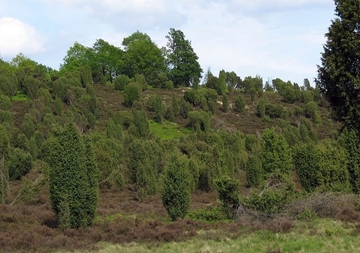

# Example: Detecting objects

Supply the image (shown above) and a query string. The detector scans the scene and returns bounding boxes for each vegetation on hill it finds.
[1,3,360,250]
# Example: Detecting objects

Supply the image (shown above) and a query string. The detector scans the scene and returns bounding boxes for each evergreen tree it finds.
[218,70,227,95]
[316,0,360,133]
[234,95,245,113]
[246,154,263,187]
[214,176,240,219]
[49,123,99,228]
[162,153,191,221]
[171,94,180,117]
[222,95,229,113]
[83,138,100,226]
[154,95,163,123]
[261,128,292,174]
[124,82,142,108]
[0,125,9,203]
[343,129,360,193]
[294,144,320,192]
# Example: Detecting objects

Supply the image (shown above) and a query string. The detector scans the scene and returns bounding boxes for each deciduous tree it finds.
[165,28,202,87]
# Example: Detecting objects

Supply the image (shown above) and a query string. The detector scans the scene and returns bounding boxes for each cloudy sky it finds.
[0,0,335,85]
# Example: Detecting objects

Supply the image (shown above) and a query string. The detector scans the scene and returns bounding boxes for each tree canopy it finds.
[316,0,360,133]
[165,28,203,87]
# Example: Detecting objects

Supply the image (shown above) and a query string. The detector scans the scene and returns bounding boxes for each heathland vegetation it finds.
[1,1,360,252]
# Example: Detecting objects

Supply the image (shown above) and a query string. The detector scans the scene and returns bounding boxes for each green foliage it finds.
[317,140,351,192]
[127,139,158,200]
[298,208,318,221]
[304,101,318,119]
[0,95,11,111]
[131,110,149,138]
[114,74,130,91]
[106,117,123,140]
[242,76,263,95]
[282,83,297,103]
[246,154,263,187]
[49,123,99,228]
[343,129,360,193]
[124,82,142,107]
[234,95,245,113]
[8,148,33,180]
[29,137,38,159]
[188,111,210,133]
[83,138,100,226]
[60,42,92,72]
[166,28,203,87]
[149,120,192,141]
[257,97,267,118]
[0,59,17,97]
[294,144,320,192]
[222,95,229,112]
[162,153,191,221]
[244,174,295,214]
[204,70,220,94]
[302,90,314,103]
[294,106,304,118]
[187,206,228,222]
[171,94,179,117]
[218,70,227,95]
[261,128,292,174]
[314,111,323,125]
[184,89,201,106]
[122,31,166,82]
[215,176,240,218]
[299,118,318,144]
[278,119,301,146]
[225,71,242,92]
[91,39,123,83]
[245,134,261,153]
[265,104,284,119]
[316,0,360,133]
[154,95,163,123]
[188,158,200,192]
[0,125,9,203]
[79,65,92,87]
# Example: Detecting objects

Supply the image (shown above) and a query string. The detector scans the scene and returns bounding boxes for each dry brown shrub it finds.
[286,192,359,219]
[267,218,294,233]
[335,207,360,223]
[266,248,282,253]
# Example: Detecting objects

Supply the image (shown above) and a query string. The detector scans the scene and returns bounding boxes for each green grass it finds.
[87,219,360,253]
[149,120,192,141]
[11,91,29,101]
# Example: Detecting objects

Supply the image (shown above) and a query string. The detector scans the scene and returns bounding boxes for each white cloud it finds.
[233,0,329,11]
[50,0,170,13]
[47,0,184,31]
[0,17,46,57]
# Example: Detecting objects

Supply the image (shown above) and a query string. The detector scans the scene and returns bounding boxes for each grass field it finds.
[149,120,193,140]
[92,219,360,253]
[11,91,29,101]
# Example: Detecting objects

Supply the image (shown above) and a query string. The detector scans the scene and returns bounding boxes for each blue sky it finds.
[0,0,335,86]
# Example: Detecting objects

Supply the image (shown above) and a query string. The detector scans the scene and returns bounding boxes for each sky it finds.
[0,0,335,86]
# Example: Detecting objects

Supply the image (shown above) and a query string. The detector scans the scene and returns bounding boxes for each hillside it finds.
[1,79,350,252]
